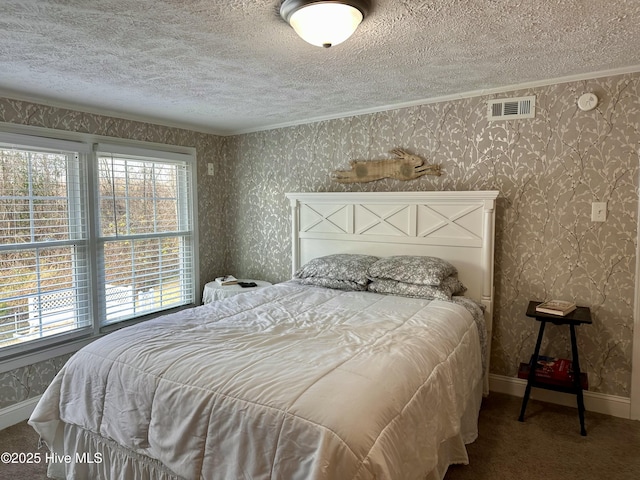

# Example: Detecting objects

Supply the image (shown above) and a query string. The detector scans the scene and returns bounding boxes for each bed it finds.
[29,190,499,480]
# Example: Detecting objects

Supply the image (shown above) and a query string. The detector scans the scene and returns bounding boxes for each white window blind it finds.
[96,145,195,325]
[0,139,90,349]
[0,132,197,359]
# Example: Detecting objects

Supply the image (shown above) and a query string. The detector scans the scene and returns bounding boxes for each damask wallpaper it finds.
[223,73,640,398]
[0,71,638,411]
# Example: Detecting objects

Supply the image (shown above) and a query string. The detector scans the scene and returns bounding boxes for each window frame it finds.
[95,144,197,327]
[0,125,199,372]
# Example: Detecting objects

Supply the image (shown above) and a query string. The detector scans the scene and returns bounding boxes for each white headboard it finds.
[285,191,499,391]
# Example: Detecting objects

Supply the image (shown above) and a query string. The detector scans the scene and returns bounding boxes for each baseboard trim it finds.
[0,395,42,431]
[489,373,632,419]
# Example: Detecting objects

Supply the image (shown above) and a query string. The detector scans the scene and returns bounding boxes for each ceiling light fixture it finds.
[280,0,371,48]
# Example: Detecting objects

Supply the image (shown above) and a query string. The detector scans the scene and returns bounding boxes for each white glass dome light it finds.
[280,0,370,48]
[290,3,363,48]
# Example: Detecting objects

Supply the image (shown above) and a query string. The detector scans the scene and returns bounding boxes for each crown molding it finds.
[232,65,640,135]
[1,65,639,138]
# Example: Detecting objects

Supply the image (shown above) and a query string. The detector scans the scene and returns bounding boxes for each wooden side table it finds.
[202,279,272,304]
[518,300,592,436]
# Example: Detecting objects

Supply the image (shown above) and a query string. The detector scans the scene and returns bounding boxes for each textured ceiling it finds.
[1,0,639,135]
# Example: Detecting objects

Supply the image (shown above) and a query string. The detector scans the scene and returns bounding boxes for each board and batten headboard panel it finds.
[285,191,499,392]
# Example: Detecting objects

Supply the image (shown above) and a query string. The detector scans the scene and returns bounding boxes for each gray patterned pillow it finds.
[368,255,457,286]
[368,276,466,300]
[294,254,379,286]
[294,277,368,291]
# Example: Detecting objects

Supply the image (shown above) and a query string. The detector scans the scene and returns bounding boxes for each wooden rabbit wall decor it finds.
[330,149,441,183]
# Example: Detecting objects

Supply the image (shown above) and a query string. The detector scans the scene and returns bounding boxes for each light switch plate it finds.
[591,202,607,222]
[207,163,215,176]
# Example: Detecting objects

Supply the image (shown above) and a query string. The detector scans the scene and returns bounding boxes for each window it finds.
[0,134,196,358]
[96,145,195,325]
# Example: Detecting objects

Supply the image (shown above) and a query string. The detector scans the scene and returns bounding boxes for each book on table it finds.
[535,299,577,316]
[215,275,238,286]
[518,355,588,389]
[533,355,572,381]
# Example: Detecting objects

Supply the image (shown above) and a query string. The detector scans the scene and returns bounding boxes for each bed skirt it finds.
[42,380,482,480]
[426,379,483,480]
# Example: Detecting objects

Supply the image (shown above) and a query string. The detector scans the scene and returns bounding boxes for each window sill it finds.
[0,335,96,375]
[0,304,196,375]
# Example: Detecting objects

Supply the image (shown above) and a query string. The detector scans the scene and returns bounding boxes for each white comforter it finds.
[30,283,483,480]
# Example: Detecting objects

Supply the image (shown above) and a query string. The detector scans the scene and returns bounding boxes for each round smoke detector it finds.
[578,93,598,111]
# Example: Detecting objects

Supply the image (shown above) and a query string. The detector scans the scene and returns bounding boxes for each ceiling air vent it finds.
[487,95,536,121]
